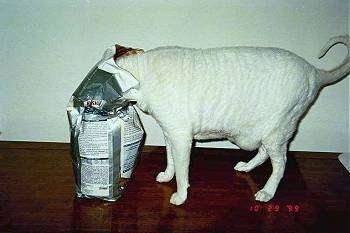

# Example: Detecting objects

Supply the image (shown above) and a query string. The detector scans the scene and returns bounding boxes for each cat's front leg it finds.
[163,130,192,205]
[156,136,175,182]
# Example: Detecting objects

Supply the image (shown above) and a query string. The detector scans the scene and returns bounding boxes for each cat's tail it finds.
[318,34,350,86]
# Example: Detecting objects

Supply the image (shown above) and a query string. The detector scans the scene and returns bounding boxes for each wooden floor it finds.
[0,142,349,233]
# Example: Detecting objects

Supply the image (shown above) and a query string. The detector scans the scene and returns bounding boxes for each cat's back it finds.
[142,45,305,74]
[144,45,297,60]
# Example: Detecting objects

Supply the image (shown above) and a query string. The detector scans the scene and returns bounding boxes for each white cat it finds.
[115,35,349,205]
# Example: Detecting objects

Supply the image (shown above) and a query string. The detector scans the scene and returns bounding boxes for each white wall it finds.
[0,0,349,152]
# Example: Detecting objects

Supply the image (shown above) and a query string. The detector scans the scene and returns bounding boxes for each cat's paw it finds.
[170,192,187,205]
[234,161,252,172]
[254,189,273,202]
[156,171,174,183]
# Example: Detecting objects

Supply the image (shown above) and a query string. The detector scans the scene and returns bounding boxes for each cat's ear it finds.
[114,44,144,60]
[102,44,144,61]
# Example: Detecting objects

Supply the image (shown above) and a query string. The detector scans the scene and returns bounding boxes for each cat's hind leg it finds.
[255,141,287,202]
[156,136,175,183]
[234,145,269,172]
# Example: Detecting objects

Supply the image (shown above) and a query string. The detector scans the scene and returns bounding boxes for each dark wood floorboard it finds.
[0,142,349,233]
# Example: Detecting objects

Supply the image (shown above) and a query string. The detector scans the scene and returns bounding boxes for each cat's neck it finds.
[116,54,143,81]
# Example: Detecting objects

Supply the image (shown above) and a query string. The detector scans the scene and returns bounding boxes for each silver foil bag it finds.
[67,59,144,201]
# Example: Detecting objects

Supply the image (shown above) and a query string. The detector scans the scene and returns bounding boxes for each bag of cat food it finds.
[67,48,144,201]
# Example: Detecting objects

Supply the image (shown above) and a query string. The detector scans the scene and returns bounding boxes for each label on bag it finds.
[76,106,143,197]
[119,108,144,178]
[80,158,110,197]
[78,120,109,159]
[78,119,111,197]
